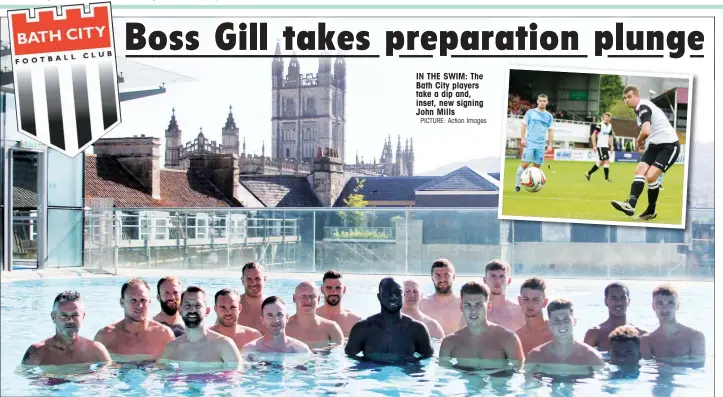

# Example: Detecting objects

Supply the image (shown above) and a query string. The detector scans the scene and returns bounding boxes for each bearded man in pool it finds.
[157,286,242,371]
[345,277,434,363]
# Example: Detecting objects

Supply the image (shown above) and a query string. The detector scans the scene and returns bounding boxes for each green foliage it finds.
[599,75,625,117]
[608,99,636,120]
[390,215,404,223]
[331,230,392,240]
[338,178,368,227]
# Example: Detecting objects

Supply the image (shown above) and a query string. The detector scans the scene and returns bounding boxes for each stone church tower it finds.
[271,42,346,163]
[164,108,182,169]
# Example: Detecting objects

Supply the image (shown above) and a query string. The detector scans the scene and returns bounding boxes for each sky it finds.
[1,16,713,174]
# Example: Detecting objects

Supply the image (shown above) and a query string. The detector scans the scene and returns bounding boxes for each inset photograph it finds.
[499,66,692,229]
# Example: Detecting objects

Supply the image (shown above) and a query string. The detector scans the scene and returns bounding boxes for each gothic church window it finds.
[305,98,316,116]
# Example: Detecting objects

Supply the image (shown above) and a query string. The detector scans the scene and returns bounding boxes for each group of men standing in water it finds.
[22,259,705,374]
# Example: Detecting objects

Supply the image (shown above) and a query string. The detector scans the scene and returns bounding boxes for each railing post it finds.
[404,209,409,275]
[114,211,120,275]
[226,210,231,269]
[312,210,316,273]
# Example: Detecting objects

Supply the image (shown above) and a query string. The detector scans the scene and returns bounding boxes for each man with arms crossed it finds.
[585,112,615,182]
[241,296,311,354]
[514,94,554,192]
[515,277,553,355]
[316,270,362,337]
[525,299,605,374]
[483,259,526,331]
[611,85,681,220]
[584,282,647,352]
[419,258,464,335]
[401,279,445,339]
[209,288,261,350]
[286,281,344,349]
[237,262,267,333]
[22,291,111,367]
[640,283,705,364]
[345,277,434,363]
[95,278,175,362]
[158,286,241,371]
[153,276,185,337]
[439,282,524,370]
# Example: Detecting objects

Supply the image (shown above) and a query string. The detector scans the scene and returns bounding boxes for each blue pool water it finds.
[1,275,714,396]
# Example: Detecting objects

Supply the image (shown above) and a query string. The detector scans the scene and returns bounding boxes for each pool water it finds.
[1,275,714,396]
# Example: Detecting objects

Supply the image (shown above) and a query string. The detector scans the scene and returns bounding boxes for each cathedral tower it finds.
[271,45,347,163]
[164,108,182,169]
[221,105,240,156]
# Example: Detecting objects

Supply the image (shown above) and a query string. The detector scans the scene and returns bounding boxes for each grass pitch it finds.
[499,159,686,226]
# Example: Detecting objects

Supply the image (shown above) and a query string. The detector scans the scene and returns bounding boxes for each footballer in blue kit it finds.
[515,94,554,192]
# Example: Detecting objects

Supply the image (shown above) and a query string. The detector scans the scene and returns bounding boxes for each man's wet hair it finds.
[485,259,510,274]
[242,261,264,277]
[652,283,678,299]
[460,281,490,300]
[215,288,240,305]
[520,277,547,295]
[323,270,342,282]
[547,298,574,317]
[608,325,641,347]
[604,282,630,298]
[261,295,285,312]
[121,277,150,299]
[430,258,454,274]
[181,285,206,304]
[53,290,81,311]
[157,275,181,295]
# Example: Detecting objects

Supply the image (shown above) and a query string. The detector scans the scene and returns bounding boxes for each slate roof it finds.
[414,167,499,192]
[333,176,437,207]
[84,155,233,208]
[12,157,38,208]
[239,176,322,207]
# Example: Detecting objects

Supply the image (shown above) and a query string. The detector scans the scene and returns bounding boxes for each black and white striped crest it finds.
[7,2,121,158]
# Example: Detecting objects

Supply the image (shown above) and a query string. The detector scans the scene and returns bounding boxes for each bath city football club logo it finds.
[7,2,121,157]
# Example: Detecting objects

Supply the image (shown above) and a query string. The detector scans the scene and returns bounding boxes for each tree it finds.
[608,99,636,120]
[599,75,625,116]
[338,178,368,227]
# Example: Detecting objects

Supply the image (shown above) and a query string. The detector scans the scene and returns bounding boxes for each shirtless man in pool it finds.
[158,286,242,370]
[345,277,434,363]
[21,291,111,367]
[153,276,186,337]
[584,282,647,352]
[237,262,268,333]
[316,270,362,337]
[94,278,175,363]
[639,283,705,364]
[418,259,465,335]
[285,281,344,349]
[209,288,261,350]
[525,299,605,375]
[439,282,524,370]
[241,296,311,354]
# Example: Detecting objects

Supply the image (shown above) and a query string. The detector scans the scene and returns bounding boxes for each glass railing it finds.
[81,207,715,280]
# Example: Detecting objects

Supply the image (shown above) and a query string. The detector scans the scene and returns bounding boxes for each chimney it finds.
[312,147,346,207]
[93,137,162,199]
[188,153,242,205]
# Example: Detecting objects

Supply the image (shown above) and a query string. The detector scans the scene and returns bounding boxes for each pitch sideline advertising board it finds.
[7,2,121,158]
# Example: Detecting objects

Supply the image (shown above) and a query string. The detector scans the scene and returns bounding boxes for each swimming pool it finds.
[1,274,714,396]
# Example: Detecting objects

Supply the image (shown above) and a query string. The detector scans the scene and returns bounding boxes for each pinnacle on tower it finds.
[224,104,237,130]
[166,107,180,132]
